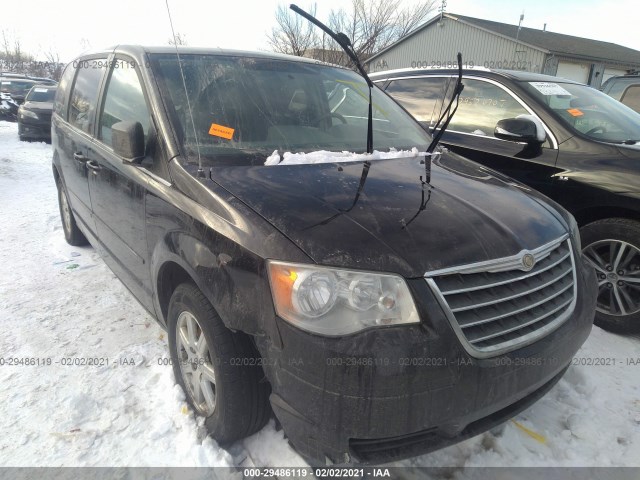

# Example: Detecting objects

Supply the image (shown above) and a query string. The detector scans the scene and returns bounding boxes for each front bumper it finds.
[18,117,51,140]
[258,257,597,464]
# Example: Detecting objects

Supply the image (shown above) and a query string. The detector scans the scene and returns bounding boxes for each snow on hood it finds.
[264,147,429,166]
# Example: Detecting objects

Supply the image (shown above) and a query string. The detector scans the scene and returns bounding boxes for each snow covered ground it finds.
[1,120,639,469]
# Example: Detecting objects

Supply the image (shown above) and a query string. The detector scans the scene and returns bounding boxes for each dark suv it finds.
[52,46,596,465]
[18,84,57,141]
[601,73,640,113]
[0,76,36,105]
[372,68,640,333]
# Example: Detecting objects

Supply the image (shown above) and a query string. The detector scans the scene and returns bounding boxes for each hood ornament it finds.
[521,252,536,271]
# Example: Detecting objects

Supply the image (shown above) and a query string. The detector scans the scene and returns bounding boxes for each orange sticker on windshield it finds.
[208,123,235,140]
[567,108,584,117]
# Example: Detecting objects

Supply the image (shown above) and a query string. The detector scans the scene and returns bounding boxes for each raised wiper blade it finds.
[427,53,465,154]
[290,4,374,154]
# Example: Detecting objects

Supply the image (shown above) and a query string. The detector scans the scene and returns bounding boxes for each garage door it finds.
[556,62,590,84]
[602,68,628,83]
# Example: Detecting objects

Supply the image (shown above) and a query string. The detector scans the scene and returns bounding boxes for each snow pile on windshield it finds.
[264,147,429,166]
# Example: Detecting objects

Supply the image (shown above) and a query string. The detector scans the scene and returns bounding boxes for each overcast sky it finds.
[1,0,638,63]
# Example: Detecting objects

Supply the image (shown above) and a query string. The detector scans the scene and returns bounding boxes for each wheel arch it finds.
[155,258,198,329]
[573,206,640,227]
[52,150,63,187]
[150,233,268,337]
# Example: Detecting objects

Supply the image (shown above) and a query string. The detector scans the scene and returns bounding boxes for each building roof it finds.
[367,13,640,67]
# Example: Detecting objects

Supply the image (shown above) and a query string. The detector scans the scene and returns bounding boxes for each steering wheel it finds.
[585,125,607,135]
[317,112,347,127]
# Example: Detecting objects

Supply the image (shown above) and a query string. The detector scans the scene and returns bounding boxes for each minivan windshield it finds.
[522,81,640,143]
[149,54,431,165]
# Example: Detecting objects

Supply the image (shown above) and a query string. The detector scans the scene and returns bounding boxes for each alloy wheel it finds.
[176,311,217,416]
[60,188,72,234]
[583,239,640,316]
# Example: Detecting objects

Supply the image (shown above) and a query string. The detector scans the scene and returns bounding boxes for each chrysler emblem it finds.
[521,252,536,271]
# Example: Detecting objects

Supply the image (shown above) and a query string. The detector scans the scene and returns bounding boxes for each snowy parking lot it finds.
[1,119,639,469]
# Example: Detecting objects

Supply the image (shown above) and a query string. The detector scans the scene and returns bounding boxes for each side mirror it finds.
[494,116,545,144]
[112,120,145,162]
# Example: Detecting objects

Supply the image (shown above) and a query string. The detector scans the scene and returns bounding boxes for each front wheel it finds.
[57,181,88,246]
[167,283,270,444]
[581,218,640,333]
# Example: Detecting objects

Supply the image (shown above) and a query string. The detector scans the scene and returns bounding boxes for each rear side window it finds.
[68,59,107,134]
[54,64,76,117]
[384,77,448,127]
[99,59,151,147]
[621,86,640,113]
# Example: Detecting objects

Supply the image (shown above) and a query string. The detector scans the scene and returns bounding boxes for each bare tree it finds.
[1,30,12,59]
[43,49,63,80]
[79,37,92,52]
[0,29,31,71]
[267,0,436,67]
[168,32,188,46]
[267,4,319,57]
[0,30,63,80]
[1,29,24,65]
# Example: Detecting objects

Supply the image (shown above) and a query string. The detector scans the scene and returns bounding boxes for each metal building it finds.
[365,13,640,88]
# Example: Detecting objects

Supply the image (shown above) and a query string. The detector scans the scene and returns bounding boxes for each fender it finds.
[146,159,311,342]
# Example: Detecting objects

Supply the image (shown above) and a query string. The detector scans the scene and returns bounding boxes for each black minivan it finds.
[52,46,596,465]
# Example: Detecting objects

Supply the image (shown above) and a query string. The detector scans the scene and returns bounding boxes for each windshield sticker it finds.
[567,108,584,117]
[34,88,48,93]
[208,123,235,140]
[529,82,571,96]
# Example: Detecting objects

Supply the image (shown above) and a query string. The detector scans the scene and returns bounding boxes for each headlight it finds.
[267,261,420,335]
[567,213,581,252]
[20,109,38,119]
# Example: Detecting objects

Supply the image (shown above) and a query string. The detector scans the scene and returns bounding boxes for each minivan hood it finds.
[210,152,567,278]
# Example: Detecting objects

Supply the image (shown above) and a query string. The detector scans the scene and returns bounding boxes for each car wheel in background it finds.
[57,181,88,246]
[581,218,640,333]
[167,283,271,444]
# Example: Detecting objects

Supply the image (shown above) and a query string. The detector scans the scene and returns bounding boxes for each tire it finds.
[581,218,640,333]
[57,181,88,246]
[167,283,270,444]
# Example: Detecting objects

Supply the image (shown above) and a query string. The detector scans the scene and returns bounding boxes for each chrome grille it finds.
[425,236,576,357]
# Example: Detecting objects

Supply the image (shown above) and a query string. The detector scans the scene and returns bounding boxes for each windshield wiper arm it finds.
[290,4,374,153]
[301,161,371,230]
[427,53,465,153]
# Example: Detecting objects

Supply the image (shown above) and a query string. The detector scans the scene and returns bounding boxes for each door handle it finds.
[73,152,87,162]
[86,160,102,173]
